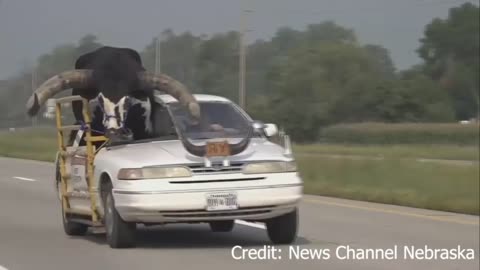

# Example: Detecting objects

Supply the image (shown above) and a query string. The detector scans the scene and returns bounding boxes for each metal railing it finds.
[55,96,107,223]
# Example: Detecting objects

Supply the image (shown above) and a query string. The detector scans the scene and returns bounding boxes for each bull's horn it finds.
[26,70,93,116]
[137,72,200,119]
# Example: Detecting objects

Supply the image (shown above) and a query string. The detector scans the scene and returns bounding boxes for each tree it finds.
[259,18,457,141]
[270,27,304,53]
[363,44,396,77]
[141,30,203,91]
[36,34,103,81]
[418,2,479,119]
[194,31,239,100]
[247,22,358,104]
[36,43,77,80]
[3,17,469,134]
[264,41,378,141]
[76,34,103,57]
[305,21,356,44]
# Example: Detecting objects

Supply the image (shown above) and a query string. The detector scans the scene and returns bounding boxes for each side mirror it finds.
[263,123,278,137]
[252,121,265,131]
[252,121,278,137]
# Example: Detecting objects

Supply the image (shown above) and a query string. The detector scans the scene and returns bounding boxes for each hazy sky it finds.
[0,0,477,79]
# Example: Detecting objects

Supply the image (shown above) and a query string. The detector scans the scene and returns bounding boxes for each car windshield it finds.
[168,101,252,140]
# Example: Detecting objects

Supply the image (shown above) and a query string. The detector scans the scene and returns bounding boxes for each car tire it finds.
[209,220,235,232]
[266,208,298,244]
[103,184,136,248]
[61,203,89,236]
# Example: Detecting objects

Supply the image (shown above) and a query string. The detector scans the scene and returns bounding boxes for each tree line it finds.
[0,2,478,142]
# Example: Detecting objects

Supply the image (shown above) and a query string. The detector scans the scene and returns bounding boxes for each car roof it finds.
[155,93,232,104]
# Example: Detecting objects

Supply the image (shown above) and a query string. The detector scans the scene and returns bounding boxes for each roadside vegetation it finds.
[0,127,56,162]
[294,142,479,161]
[297,155,479,215]
[1,127,478,215]
[318,122,479,145]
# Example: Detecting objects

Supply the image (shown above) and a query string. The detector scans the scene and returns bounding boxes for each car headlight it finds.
[242,161,297,174]
[117,166,192,180]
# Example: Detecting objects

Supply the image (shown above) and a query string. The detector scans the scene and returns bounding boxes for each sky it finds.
[0,0,478,79]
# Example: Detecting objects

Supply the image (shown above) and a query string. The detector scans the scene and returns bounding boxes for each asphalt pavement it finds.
[0,157,478,270]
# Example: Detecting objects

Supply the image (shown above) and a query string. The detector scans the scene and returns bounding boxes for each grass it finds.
[0,127,57,162]
[1,127,479,215]
[296,155,479,215]
[320,122,479,145]
[294,144,479,161]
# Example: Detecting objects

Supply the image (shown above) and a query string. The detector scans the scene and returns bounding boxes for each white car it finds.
[56,94,303,248]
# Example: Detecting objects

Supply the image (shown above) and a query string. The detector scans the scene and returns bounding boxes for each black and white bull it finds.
[25,46,200,145]
[26,46,252,156]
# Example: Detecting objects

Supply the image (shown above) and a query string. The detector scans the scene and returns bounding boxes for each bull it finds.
[25,46,252,156]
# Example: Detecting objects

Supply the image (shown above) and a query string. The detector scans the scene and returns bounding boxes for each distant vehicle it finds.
[55,93,303,248]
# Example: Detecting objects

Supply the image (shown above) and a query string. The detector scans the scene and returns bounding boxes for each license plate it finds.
[206,141,231,157]
[206,193,238,211]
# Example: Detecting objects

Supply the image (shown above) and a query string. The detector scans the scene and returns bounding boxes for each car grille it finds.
[187,162,245,175]
[168,177,265,184]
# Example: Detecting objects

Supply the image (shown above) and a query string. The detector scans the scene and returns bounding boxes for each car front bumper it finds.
[111,173,303,223]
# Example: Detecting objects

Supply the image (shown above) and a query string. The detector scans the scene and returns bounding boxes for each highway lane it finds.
[0,157,478,270]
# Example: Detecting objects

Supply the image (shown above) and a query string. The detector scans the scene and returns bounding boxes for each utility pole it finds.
[238,9,246,109]
[239,13,246,109]
[155,35,161,74]
[239,7,252,109]
[31,67,37,126]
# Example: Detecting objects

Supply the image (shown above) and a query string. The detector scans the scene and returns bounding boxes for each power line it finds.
[238,9,251,109]
[31,67,37,126]
[155,36,161,74]
[238,0,253,109]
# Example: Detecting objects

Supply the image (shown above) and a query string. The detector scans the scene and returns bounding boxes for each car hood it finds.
[95,138,291,168]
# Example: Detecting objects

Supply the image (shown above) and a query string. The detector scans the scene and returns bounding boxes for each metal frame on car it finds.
[54,95,108,225]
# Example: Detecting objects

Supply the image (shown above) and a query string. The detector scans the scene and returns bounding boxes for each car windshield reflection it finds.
[168,102,252,140]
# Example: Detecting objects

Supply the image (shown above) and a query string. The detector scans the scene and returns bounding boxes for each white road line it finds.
[235,220,266,229]
[0,265,9,270]
[12,176,37,182]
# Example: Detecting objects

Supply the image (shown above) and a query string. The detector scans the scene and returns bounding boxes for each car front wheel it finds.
[103,186,136,248]
[266,208,298,244]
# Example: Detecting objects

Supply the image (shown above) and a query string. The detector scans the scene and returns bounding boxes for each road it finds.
[0,157,478,270]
